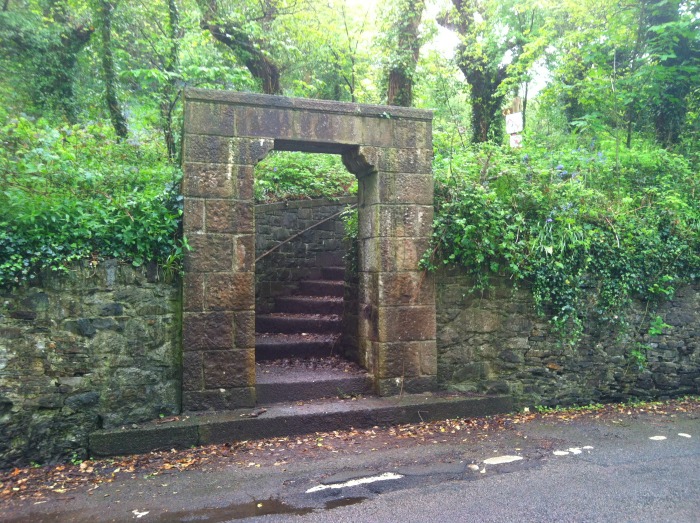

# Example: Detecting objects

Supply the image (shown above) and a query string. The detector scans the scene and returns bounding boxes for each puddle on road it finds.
[150,495,369,521]
[151,498,313,522]
[324,497,367,509]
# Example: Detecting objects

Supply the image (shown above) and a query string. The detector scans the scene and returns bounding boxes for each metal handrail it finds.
[255,203,357,263]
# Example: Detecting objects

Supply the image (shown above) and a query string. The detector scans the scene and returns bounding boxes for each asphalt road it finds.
[4,408,699,522]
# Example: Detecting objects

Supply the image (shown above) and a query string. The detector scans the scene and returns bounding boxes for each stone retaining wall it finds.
[255,197,354,313]
[436,269,700,407]
[0,262,180,468]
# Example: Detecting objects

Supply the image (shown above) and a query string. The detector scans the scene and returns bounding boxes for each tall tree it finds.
[382,0,425,107]
[161,0,181,160]
[644,0,700,147]
[0,1,92,120]
[94,0,128,138]
[196,0,290,94]
[439,0,543,142]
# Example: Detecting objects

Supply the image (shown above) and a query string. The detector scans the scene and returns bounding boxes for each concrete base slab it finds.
[89,393,513,458]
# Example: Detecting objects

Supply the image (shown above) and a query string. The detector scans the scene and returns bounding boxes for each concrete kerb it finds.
[88,394,513,458]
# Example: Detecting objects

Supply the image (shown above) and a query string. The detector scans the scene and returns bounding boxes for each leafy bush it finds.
[422,141,700,344]
[255,151,357,203]
[0,116,184,287]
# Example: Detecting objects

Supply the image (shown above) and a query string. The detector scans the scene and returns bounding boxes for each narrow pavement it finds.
[3,400,699,522]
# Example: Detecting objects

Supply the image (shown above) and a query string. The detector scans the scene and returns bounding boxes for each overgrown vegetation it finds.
[255,152,356,203]
[421,132,699,344]
[0,0,698,347]
[0,114,184,286]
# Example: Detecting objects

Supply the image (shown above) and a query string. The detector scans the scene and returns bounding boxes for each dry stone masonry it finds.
[436,270,700,406]
[0,262,180,467]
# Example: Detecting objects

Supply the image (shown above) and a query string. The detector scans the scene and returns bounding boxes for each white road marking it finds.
[483,455,523,465]
[553,450,570,456]
[568,448,582,455]
[582,446,594,450]
[678,433,691,438]
[306,472,403,493]
[649,436,667,440]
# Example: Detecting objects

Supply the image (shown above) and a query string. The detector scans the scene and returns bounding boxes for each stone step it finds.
[255,333,339,360]
[321,266,345,280]
[298,280,344,297]
[275,296,344,315]
[89,394,514,458]
[255,365,373,404]
[256,313,341,334]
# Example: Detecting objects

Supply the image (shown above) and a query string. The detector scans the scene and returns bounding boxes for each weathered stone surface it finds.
[182,312,234,351]
[183,273,204,312]
[234,235,255,272]
[393,118,432,149]
[186,90,435,149]
[360,236,430,272]
[375,376,438,395]
[205,272,254,311]
[320,112,364,145]
[203,349,255,388]
[235,106,295,139]
[360,204,433,239]
[436,270,700,407]
[234,311,256,349]
[206,199,254,234]
[184,234,234,273]
[183,135,232,164]
[185,101,236,136]
[182,387,255,412]
[350,146,433,174]
[377,271,434,306]
[182,351,203,391]
[182,163,235,199]
[0,262,180,468]
[377,305,436,343]
[375,341,437,378]
[229,137,274,165]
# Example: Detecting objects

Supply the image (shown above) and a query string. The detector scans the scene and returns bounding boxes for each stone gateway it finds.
[181,89,437,411]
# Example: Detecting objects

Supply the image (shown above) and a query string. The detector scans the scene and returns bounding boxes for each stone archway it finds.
[181,89,436,411]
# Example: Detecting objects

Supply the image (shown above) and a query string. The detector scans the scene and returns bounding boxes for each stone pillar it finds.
[345,145,437,395]
[181,101,273,411]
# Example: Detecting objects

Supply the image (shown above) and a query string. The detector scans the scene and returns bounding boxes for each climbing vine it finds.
[421,141,700,345]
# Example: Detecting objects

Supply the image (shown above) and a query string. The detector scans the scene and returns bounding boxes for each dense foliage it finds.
[0,0,698,347]
[255,152,356,203]
[422,133,700,342]
[0,115,183,286]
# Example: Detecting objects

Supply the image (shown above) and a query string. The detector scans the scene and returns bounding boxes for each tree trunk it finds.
[459,56,507,143]
[96,0,128,139]
[386,0,425,107]
[645,0,695,148]
[161,0,180,161]
[522,81,528,132]
[200,22,281,95]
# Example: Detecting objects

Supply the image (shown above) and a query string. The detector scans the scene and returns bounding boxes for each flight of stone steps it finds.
[255,266,346,361]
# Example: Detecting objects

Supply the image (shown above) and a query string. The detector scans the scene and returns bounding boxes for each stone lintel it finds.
[184,89,432,149]
[185,88,433,122]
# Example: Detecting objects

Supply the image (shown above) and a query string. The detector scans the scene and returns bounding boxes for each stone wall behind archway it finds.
[181,89,435,411]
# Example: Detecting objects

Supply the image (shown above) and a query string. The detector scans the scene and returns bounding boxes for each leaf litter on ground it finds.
[1,396,697,504]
